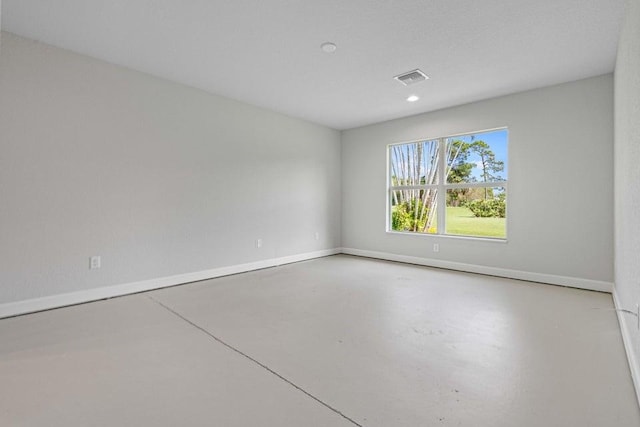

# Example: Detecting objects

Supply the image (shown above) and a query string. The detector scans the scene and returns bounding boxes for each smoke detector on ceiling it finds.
[321,42,337,53]
[394,69,429,86]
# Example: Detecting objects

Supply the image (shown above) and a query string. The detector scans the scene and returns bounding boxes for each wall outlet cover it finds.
[90,256,101,269]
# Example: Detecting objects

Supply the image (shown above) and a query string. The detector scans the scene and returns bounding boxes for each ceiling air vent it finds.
[394,69,429,86]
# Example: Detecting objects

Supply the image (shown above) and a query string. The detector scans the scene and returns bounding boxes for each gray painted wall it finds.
[342,75,614,284]
[614,0,640,390]
[0,30,618,303]
[0,32,342,304]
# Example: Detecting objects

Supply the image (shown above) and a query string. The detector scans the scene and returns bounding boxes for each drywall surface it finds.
[0,32,341,304]
[614,0,640,398]
[342,75,614,284]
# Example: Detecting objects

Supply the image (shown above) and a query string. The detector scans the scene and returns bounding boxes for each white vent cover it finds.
[394,69,429,86]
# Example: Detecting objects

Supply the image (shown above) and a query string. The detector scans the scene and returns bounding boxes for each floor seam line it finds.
[146,294,364,427]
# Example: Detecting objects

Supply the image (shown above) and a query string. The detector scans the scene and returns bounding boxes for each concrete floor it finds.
[1,255,638,426]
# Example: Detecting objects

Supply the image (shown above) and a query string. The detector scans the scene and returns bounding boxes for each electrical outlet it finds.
[315,232,320,241]
[433,243,439,253]
[256,238,262,249]
[89,256,101,270]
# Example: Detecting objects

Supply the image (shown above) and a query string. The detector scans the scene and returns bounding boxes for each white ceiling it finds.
[1,0,625,130]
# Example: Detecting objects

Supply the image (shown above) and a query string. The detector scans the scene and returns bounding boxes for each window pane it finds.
[445,187,506,238]
[390,140,440,186]
[446,129,508,184]
[390,188,438,233]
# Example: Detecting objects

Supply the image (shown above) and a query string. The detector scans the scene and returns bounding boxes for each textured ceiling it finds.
[0,0,625,130]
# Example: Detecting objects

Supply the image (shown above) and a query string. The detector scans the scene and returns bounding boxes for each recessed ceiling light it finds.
[407,95,420,102]
[321,42,337,53]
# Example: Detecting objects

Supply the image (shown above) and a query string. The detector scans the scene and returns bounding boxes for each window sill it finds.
[385,230,508,243]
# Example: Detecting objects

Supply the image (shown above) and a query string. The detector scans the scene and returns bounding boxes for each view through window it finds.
[388,128,508,239]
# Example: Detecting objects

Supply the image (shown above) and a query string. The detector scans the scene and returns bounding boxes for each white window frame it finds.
[387,128,508,240]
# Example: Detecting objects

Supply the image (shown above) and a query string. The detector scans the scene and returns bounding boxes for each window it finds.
[388,128,508,239]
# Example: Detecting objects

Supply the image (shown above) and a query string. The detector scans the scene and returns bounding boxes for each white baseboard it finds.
[340,247,613,293]
[613,289,640,408]
[0,247,614,319]
[0,248,341,319]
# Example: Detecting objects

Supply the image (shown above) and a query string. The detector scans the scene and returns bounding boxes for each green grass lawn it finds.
[446,206,505,238]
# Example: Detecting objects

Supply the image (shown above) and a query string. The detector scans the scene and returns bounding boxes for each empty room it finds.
[1,0,639,426]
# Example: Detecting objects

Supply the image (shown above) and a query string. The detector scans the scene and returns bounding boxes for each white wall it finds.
[614,0,640,400]
[0,32,341,305]
[342,75,614,289]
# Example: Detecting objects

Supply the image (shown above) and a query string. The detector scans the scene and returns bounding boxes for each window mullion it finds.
[437,137,446,235]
